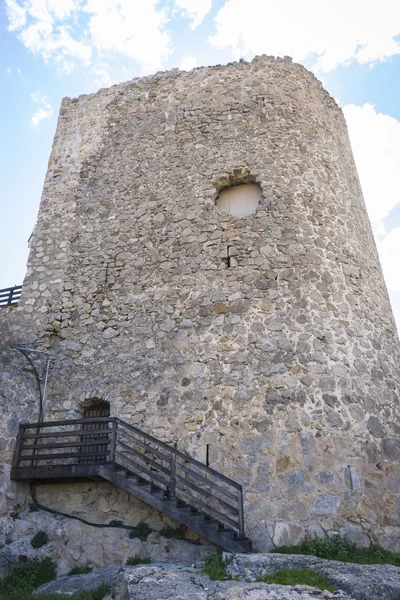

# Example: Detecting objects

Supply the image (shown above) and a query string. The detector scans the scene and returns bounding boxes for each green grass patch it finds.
[67,566,93,576]
[273,535,400,567]
[129,522,152,541]
[260,567,335,592]
[10,503,21,521]
[126,555,151,566]
[202,548,232,581]
[31,531,49,549]
[159,525,187,540]
[0,557,56,599]
[0,558,109,600]
[18,583,111,600]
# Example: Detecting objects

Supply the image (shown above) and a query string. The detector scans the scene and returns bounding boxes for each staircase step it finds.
[219,529,234,540]
[203,518,219,531]
[139,483,152,493]
[189,510,206,520]
[124,472,167,499]
[151,488,165,499]
[136,481,164,496]
[115,467,127,475]
[237,538,252,552]
[204,517,218,524]
[126,474,139,484]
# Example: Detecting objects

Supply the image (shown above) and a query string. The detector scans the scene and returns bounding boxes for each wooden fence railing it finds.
[0,285,22,307]
[12,417,245,538]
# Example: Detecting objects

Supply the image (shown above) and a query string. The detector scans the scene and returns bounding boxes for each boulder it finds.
[226,553,400,600]
[33,567,120,596]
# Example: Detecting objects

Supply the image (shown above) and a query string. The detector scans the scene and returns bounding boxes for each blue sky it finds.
[1,0,400,330]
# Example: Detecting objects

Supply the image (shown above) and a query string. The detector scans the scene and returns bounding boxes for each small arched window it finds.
[82,399,110,420]
[216,183,261,217]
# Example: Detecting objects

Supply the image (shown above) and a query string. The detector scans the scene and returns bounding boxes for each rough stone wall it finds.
[1,55,400,555]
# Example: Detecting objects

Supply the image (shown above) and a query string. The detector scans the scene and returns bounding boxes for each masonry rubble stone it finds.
[1,55,400,561]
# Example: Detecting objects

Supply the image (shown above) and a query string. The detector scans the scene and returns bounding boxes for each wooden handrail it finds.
[175,474,238,515]
[0,285,22,307]
[22,439,111,450]
[12,416,246,538]
[20,416,115,429]
[116,418,242,490]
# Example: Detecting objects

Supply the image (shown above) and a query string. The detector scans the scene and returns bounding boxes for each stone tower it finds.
[1,56,400,555]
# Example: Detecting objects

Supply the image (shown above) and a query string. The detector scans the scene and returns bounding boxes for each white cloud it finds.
[31,91,53,129]
[20,22,92,70]
[91,64,111,87]
[85,0,172,72]
[180,55,197,70]
[343,104,400,223]
[5,0,26,30]
[6,0,172,75]
[379,228,400,292]
[372,219,387,243]
[377,227,400,330]
[175,0,212,29]
[344,103,400,330]
[6,0,92,73]
[4,66,24,77]
[388,290,400,332]
[209,0,400,72]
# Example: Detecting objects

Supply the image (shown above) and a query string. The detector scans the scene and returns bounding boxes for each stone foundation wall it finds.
[1,56,400,555]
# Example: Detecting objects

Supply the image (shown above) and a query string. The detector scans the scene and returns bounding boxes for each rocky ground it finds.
[227,553,400,600]
[35,563,354,600]
[32,553,400,600]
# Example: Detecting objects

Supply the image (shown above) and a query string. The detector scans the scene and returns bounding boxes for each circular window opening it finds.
[216,183,261,217]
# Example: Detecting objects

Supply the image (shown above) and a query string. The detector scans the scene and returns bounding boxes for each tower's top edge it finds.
[62,54,339,112]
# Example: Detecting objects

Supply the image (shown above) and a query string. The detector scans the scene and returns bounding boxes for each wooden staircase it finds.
[10,417,252,553]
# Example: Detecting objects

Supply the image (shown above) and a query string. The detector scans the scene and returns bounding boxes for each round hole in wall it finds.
[216,183,262,217]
